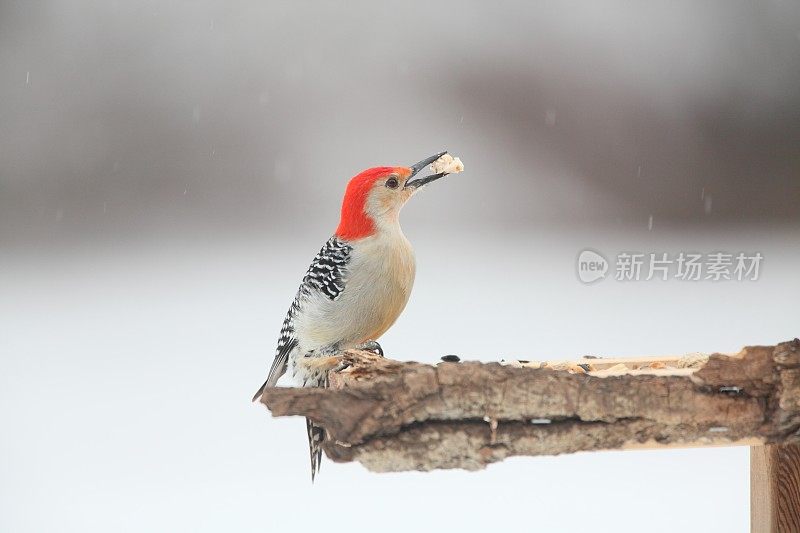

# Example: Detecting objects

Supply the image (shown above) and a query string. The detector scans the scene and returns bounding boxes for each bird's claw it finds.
[357,340,384,357]
[330,357,353,374]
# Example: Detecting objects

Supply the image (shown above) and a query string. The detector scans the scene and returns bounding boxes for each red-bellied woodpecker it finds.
[252,151,456,480]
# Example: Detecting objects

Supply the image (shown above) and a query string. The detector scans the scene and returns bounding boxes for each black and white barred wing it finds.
[252,236,352,400]
[300,236,352,300]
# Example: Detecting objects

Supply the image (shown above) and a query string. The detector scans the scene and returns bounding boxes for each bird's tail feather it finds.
[251,379,268,403]
[306,417,324,482]
[251,339,297,402]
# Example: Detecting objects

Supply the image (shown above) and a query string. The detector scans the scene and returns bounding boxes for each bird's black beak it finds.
[404,151,448,190]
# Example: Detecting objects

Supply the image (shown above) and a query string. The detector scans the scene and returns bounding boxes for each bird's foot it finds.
[355,340,384,357]
[297,355,353,387]
[301,355,347,374]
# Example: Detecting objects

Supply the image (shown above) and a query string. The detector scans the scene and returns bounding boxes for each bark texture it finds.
[260,339,800,472]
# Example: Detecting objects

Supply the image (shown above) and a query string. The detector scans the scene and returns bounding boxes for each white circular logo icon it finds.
[577,249,608,284]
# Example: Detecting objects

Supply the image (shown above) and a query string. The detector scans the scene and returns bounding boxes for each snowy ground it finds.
[2,225,796,532]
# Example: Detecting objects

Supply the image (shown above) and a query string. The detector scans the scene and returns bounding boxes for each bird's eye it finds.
[386,176,399,189]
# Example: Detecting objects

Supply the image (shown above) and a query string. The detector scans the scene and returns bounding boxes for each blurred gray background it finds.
[1,1,799,532]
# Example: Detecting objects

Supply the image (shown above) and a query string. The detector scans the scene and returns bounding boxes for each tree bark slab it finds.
[260,339,800,473]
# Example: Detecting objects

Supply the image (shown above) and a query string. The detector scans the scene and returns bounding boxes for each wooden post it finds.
[751,444,800,532]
